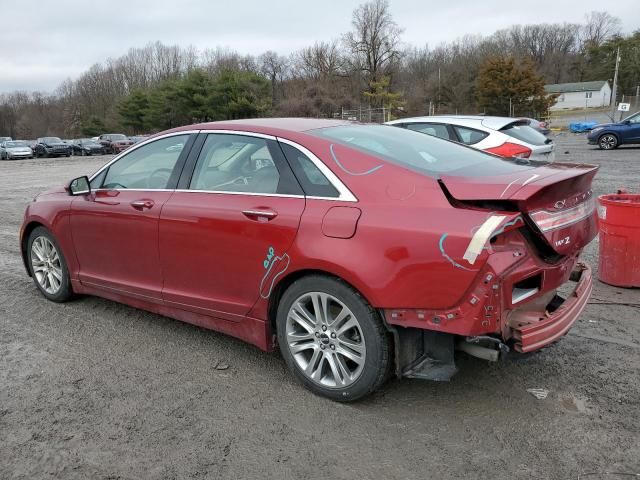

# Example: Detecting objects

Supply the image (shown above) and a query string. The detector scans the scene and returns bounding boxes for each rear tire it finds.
[27,227,73,303]
[276,275,390,402]
[598,134,618,150]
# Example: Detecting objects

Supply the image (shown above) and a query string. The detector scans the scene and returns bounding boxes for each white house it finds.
[545,81,611,110]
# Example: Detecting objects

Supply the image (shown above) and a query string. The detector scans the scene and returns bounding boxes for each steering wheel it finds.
[147,168,173,189]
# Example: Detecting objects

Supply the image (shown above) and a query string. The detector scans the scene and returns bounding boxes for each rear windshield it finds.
[309,124,535,177]
[500,123,548,146]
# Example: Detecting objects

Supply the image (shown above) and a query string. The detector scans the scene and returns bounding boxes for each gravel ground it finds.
[1,137,639,480]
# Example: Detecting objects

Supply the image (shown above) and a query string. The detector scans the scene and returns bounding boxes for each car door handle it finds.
[131,200,154,210]
[242,209,278,221]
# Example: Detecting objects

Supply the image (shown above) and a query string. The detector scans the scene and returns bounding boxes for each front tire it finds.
[599,134,618,150]
[276,275,391,402]
[27,227,73,302]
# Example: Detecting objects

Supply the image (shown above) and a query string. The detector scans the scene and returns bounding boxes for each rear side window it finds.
[406,123,452,140]
[189,134,302,195]
[453,126,488,145]
[280,143,339,198]
[500,123,547,146]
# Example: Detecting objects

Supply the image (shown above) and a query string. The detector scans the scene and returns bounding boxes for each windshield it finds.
[110,134,127,141]
[43,137,62,143]
[624,112,640,124]
[80,139,99,145]
[309,124,536,177]
[5,141,27,147]
[500,123,548,146]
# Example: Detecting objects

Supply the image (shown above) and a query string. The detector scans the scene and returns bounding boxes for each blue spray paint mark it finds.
[263,246,275,269]
[439,233,478,272]
[330,144,384,176]
[490,216,524,240]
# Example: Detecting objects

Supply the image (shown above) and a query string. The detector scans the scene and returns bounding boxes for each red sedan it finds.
[20,119,598,401]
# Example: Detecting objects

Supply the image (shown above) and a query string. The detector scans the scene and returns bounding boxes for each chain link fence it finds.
[334,107,393,124]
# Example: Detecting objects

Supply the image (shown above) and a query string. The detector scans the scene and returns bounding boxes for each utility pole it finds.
[610,47,621,121]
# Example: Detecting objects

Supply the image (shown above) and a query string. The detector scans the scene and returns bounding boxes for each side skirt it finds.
[72,279,271,351]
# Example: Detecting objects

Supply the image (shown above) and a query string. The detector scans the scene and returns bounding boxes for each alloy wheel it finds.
[30,236,63,294]
[599,135,617,149]
[285,292,366,388]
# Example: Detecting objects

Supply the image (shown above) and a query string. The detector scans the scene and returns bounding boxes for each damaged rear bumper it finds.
[506,263,592,353]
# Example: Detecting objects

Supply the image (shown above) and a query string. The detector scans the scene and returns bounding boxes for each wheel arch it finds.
[20,220,46,276]
[266,268,380,337]
[598,131,620,144]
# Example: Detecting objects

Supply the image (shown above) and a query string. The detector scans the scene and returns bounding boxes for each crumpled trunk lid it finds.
[440,162,599,256]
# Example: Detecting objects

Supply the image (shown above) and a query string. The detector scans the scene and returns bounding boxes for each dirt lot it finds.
[1,135,639,480]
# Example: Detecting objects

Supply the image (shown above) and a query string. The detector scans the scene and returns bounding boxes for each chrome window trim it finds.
[196,129,277,140]
[88,130,199,182]
[276,137,357,202]
[89,129,358,202]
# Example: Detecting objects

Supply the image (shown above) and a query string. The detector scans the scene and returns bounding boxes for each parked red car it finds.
[98,133,134,154]
[20,119,598,401]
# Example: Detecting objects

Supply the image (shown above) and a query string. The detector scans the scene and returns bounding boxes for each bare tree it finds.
[343,0,403,86]
[582,11,621,48]
[259,51,290,104]
[294,41,346,80]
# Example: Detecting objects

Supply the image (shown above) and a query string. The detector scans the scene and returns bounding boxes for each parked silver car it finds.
[0,140,34,160]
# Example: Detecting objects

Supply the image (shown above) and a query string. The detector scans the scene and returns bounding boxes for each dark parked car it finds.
[0,140,34,160]
[20,118,597,401]
[524,118,551,136]
[587,111,640,149]
[71,139,105,156]
[33,137,71,158]
[98,134,134,154]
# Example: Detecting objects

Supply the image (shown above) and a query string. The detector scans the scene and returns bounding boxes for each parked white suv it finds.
[387,116,555,161]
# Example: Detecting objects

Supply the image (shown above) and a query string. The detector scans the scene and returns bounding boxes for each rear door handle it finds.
[242,209,278,221]
[131,200,154,210]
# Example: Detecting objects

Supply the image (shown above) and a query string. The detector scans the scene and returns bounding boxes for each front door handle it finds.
[242,209,278,221]
[131,199,155,210]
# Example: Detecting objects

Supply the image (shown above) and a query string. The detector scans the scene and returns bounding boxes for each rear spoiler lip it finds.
[439,163,599,203]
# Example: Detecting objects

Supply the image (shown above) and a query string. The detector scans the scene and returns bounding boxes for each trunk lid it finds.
[440,162,599,256]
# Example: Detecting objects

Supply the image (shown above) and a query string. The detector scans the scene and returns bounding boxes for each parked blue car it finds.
[587,112,640,149]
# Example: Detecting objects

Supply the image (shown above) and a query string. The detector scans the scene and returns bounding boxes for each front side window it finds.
[100,134,189,189]
[453,126,489,145]
[406,123,452,140]
[190,134,301,195]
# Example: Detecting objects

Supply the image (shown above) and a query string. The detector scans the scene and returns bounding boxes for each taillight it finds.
[484,142,532,159]
[529,197,596,232]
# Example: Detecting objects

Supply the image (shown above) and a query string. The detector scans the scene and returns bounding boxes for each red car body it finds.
[20,119,598,392]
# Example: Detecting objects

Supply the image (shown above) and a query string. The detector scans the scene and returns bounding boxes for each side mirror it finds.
[623,120,631,125]
[69,176,91,196]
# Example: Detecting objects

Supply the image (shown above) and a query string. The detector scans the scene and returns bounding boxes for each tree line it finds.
[0,2,637,138]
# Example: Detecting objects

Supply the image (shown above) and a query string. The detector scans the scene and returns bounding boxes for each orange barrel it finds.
[597,194,640,287]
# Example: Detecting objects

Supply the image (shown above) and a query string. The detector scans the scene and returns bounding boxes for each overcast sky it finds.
[1,0,638,93]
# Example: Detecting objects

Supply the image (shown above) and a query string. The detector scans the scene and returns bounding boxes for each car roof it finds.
[387,115,526,131]
[170,118,353,136]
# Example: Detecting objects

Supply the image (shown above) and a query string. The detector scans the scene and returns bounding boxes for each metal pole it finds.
[636,85,640,109]
[610,47,621,121]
